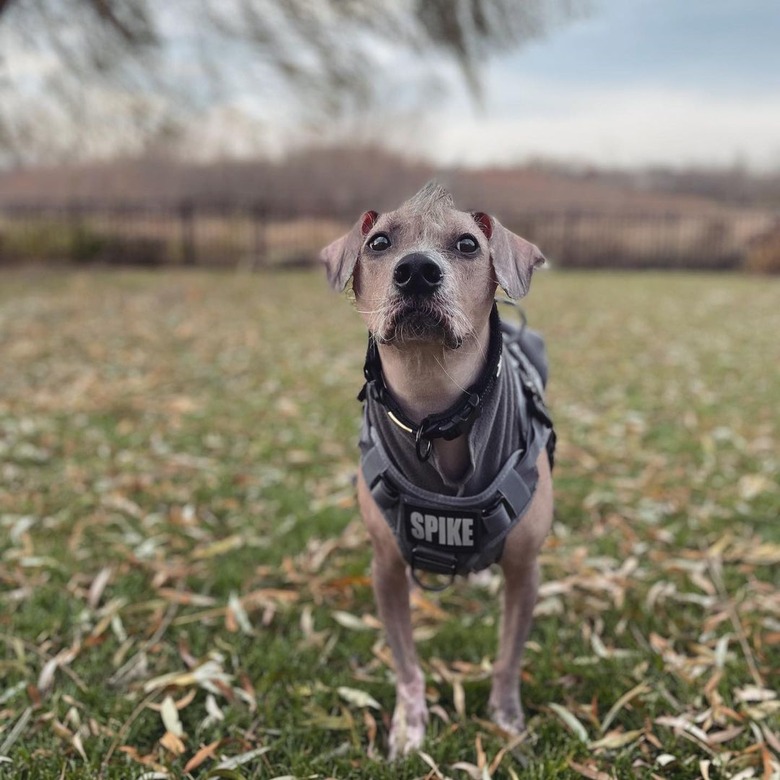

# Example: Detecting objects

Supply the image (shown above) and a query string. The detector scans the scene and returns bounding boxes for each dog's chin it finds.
[377,300,463,350]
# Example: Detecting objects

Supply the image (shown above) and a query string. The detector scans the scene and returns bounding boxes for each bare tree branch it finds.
[0,0,588,165]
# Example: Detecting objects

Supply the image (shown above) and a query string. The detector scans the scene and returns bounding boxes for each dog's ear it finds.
[472,212,545,299]
[320,210,378,291]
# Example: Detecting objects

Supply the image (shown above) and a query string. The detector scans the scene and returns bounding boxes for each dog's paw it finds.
[388,680,428,760]
[488,699,525,736]
[388,703,428,759]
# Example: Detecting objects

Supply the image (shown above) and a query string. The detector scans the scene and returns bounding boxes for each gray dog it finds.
[321,182,555,757]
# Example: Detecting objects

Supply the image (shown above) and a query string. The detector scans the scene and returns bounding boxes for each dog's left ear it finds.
[320,210,378,291]
[472,212,546,299]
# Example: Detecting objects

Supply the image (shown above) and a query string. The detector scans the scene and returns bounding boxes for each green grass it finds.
[0,268,778,779]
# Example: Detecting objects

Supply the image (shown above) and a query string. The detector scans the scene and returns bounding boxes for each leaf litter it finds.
[0,270,778,777]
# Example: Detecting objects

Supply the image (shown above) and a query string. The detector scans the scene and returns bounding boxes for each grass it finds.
[0,267,778,780]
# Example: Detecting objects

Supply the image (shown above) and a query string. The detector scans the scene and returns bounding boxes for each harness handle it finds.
[410,547,457,591]
[410,567,456,592]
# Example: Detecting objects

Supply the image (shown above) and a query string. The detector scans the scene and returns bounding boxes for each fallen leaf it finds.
[331,611,374,631]
[735,686,777,704]
[417,750,447,779]
[337,686,381,710]
[214,745,272,770]
[227,592,255,635]
[159,730,186,755]
[88,566,113,609]
[160,695,184,738]
[183,740,221,773]
[453,679,466,719]
[589,728,644,750]
[451,761,482,779]
[567,759,612,779]
[549,703,589,743]
[600,682,650,733]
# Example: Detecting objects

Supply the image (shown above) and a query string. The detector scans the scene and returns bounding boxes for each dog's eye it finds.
[456,234,479,254]
[368,233,391,251]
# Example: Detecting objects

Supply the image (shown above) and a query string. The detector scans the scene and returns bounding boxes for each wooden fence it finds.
[0,201,777,271]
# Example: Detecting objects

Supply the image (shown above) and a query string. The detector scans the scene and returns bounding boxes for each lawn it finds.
[0,267,778,780]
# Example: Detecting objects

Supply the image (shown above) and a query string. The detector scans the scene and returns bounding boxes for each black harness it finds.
[358,303,556,588]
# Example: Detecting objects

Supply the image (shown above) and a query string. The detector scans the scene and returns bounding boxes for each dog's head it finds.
[320,182,545,348]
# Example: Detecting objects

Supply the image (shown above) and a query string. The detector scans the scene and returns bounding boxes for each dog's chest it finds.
[365,365,521,496]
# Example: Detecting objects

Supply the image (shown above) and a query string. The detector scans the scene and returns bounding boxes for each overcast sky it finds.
[409,0,780,170]
[2,0,778,171]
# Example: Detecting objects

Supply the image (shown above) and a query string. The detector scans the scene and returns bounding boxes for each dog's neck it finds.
[376,321,491,421]
[376,321,491,481]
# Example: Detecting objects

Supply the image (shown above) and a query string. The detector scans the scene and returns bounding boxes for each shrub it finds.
[744,221,780,273]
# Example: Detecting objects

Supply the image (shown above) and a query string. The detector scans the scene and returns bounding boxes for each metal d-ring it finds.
[410,566,455,592]
[414,428,433,461]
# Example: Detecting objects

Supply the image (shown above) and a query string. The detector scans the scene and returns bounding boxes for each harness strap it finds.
[360,413,548,584]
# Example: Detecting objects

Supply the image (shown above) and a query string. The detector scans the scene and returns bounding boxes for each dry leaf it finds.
[159,730,186,755]
[160,695,184,738]
[214,745,272,769]
[453,679,466,719]
[88,566,113,609]
[337,686,381,710]
[600,683,650,733]
[332,611,374,631]
[227,591,255,635]
[549,703,589,743]
[589,729,644,750]
[183,740,221,773]
[567,759,613,779]
[451,762,482,779]
[735,686,777,704]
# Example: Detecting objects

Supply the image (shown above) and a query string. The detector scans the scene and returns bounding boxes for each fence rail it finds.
[0,201,778,272]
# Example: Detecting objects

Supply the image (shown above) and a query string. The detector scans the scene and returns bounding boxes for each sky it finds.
[2,0,779,171]
[416,0,780,169]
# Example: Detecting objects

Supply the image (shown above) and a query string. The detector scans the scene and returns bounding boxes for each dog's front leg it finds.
[489,554,540,733]
[489,453,553,734]
[357,473,428,758]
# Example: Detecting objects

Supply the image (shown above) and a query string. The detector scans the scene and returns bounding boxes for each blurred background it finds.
[1,0,779,273]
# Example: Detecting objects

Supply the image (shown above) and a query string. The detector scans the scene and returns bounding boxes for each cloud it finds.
[419,84,780,169]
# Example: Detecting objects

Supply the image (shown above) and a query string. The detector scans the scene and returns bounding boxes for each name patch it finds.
[404,505,480,549]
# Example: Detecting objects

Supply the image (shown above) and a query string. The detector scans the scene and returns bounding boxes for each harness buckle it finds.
[370,473,399,509]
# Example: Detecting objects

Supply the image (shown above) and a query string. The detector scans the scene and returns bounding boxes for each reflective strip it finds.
[387,410,414,434]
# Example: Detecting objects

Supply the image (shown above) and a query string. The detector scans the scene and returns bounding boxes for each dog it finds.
[320,182,555,758]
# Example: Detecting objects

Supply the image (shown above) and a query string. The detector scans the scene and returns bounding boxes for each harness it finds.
[358,303,556,589]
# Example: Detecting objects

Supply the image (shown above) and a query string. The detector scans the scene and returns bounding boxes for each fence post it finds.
[68,202,83,261]
[562,209,581,267]
[180,200,196,266]
[251,202,267,270]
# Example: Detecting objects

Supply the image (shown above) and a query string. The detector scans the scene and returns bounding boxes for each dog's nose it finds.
[393,253,443,295]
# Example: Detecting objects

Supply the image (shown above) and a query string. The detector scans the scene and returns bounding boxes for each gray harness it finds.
[359,315,555,586]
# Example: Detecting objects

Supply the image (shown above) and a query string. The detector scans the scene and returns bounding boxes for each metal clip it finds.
[415,428,433,461]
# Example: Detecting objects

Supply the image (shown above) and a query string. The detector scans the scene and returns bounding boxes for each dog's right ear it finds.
[320,210,378,291]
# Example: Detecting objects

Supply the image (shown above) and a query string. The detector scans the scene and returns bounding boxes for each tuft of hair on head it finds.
[399,181,458,234]
[404,180,455,213]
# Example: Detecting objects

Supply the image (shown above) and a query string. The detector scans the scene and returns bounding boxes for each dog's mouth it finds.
[376,295,464,349]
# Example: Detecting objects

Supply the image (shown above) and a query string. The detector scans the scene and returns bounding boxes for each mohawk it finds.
[398,181,458,235]
[404,181,455,213]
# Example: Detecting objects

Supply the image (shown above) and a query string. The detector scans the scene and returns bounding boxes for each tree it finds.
[0,0,586,165]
